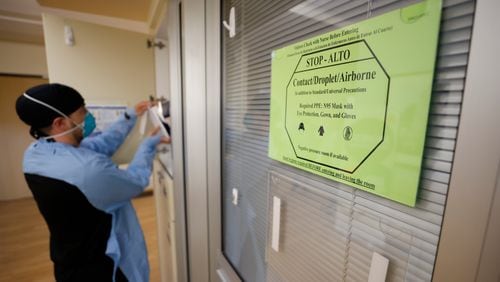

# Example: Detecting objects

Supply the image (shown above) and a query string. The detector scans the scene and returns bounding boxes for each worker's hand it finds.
[134,101,153,116]
[150,126,171,144]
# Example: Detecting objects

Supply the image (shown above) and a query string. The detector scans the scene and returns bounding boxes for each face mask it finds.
[81,112,96,138]
[23,93,95,139]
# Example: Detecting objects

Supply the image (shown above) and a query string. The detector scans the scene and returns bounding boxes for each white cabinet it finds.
[153,160,177,282]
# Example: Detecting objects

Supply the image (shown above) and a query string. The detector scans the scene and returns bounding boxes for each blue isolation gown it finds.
[23,108,160,282]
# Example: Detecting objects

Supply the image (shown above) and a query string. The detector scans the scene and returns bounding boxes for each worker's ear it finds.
[51,116,70,131]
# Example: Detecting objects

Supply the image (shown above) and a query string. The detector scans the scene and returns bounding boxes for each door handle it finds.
[222,7,236,38]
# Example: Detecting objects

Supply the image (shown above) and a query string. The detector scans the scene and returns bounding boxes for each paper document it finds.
[148,106,170,138]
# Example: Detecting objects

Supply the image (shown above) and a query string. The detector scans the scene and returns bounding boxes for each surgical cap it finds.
[15,83,85,129]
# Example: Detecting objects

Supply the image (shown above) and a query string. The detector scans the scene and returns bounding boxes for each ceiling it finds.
[37,0,152,22]
[0,0,157,45]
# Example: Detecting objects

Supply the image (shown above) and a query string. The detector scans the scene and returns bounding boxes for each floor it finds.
[0,193,160,282]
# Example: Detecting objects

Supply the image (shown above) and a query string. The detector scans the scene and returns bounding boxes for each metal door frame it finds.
[433,1,500,281]
[205,0,242,281]
[166,0,189,280]
[166,0,229,280]
[206,0,226,281]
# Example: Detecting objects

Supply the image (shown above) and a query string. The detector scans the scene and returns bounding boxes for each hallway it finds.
[0,193,160,281]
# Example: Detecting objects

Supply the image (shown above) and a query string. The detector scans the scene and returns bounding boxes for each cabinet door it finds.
[153,161,172,282]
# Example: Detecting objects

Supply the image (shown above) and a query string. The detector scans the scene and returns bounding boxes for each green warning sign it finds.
[268,0,442,206]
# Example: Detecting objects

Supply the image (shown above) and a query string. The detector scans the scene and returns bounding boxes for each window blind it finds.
[222,0,474,281]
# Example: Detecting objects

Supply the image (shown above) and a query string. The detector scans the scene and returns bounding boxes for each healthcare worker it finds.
[15,83,168,282]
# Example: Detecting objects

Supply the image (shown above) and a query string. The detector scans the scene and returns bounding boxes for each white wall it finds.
[0,41,48,77]
[42,13,156,163]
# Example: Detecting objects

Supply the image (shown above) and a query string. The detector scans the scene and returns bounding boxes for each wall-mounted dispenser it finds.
[64,25,75,46]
